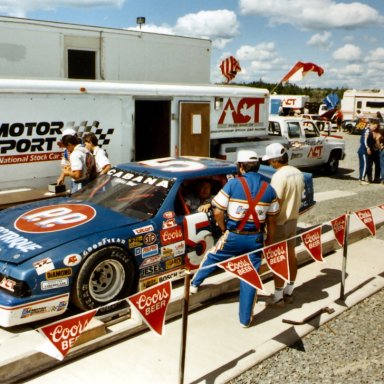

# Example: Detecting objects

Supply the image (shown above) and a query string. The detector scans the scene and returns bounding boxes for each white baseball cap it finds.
[262,143,287,161]
[236,149,259,163]
[61,128,77,137]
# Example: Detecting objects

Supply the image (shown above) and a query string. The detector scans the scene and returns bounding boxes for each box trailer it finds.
[0,79,269,191]
[341,89,384,120]
[270,94,310,115]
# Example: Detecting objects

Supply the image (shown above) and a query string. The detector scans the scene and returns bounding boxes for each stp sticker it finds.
[15,204,96,233]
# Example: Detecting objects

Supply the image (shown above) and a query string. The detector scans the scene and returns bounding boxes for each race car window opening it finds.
[71,174,169,220]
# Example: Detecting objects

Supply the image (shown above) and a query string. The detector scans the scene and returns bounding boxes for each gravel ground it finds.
[229,132,384,384]
[228,287,384,384]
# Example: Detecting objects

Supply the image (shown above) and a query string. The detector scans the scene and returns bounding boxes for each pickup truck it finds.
[218,116,346,175]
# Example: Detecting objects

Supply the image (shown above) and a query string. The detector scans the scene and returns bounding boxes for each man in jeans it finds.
[190,150,280,327]
[262,143,304,307]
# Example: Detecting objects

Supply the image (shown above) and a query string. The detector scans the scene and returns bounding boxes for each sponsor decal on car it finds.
[133,225,154,235]
[0,276,16,292]
[129,236,143,248]
[158,269,184,283]
[140,264,163,278]
[107,169,172,189]
[63,254,82,267]
[162,218,177,229]
[143,232,157,245]
[140,255,162,268]
[21,300,67,318]
[142,244,159,258]
[41,278,69,290]
[46,268,72,280]
[15,204,96,233]
[163,211,175,219]
[0,226,42,253]
[161,241,185,259]
[160,225,183,245]
[33,257,55,275]
[140,277,159,290]
[165,256,183,270]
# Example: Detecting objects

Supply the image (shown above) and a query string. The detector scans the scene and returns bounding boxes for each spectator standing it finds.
[57,128,78,188]
[358,122,376,185]
[83,132,111,176]
[262,143,304,306]
[61,135,96,193]
[378,127,384,184]
[370,122,382,183]
[190,150,280,327]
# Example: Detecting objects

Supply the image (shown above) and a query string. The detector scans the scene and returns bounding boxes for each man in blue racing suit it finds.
[191,150,280,327]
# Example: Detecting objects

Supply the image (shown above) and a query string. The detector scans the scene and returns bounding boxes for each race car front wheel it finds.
[71,246,137,311]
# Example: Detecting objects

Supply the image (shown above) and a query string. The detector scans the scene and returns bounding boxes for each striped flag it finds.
[281,61,324,84]
[220,56,241,82]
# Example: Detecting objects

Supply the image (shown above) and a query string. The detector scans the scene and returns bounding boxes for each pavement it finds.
[1,207,384,384]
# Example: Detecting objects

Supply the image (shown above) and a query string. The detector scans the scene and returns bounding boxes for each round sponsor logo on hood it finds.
[15,204,96,233]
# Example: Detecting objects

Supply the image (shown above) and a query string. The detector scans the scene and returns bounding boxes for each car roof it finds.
[116,156,237,181]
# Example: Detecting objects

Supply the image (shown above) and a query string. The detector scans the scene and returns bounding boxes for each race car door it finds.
[179,102,210,157]
[301,121,325,167]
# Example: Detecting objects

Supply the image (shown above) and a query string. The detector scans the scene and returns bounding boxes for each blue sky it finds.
[1,0,383,89]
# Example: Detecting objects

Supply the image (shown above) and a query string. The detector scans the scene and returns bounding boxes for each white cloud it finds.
[0,0,124,18]
[333,44,362,61]
[174,10,239,44]
[239,0,384,30]
[128,24,174,35]
[236,42,277,61]
[307,32,332,49]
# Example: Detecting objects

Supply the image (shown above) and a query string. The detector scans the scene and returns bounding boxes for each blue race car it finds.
[0,157,315,326]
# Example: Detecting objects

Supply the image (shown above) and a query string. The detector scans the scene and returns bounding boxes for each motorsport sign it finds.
[330,214,347,247]
[301,226,323,262]
[262,240,290,282]
[218,254,265,292]
[354,208,376,236]
[37,309,97,360]
[128,280,172,336]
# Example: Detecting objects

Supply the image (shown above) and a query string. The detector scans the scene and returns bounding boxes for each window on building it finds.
[68,49,96,79]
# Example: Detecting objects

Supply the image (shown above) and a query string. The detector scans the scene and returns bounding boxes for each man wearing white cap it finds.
[191,149,280,327]
[262,142,304,307]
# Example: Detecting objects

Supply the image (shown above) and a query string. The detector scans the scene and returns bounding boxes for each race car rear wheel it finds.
[71,246,137,311]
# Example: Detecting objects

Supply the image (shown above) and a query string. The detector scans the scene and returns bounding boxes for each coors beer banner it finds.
[38,309,97,360]
[262,240,290,282]
[128,280,172,336]
[354,208,376,236]
[331,214,347,247]
[301,226,323,262]
[219,254,265,292]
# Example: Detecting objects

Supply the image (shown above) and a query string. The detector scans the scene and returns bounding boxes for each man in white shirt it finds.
[262,143,304,307]
[61,135,96,193]
[83,132,111,176]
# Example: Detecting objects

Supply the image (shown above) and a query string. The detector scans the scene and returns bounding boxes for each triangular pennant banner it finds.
[218,254,265,292]
[38,309,97,360]
[330,214,347,247]
[128,281,171,336]
[354,208,376,236]
[262,240,290,282]
[301,226,323,262]
[377,204,384,211]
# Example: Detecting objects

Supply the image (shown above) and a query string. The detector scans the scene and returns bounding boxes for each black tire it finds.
[71,246,137,311]
[324,153,339,175]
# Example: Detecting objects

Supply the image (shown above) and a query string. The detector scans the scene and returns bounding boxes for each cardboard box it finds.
[48,184,66,193]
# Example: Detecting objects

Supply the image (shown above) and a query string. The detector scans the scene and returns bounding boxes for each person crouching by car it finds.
[61,134,97,193]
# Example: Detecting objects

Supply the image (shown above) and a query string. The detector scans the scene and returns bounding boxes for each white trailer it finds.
[341,89,384,120]
[0,79,269,190]
[0,16,211,84]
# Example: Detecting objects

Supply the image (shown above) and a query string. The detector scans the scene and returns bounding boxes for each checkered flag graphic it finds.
[62,121,115,148]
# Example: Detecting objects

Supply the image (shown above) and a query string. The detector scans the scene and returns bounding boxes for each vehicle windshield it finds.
[71,168,173,220]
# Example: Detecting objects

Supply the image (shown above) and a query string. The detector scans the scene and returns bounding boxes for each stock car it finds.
[0,157,315,327]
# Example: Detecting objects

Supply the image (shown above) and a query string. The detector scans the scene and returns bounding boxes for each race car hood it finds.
[0,200,139,264]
